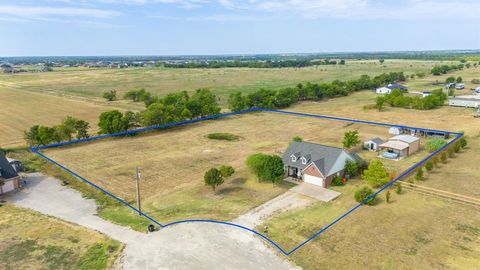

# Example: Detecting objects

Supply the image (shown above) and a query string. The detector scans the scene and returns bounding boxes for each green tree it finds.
[188,88,221,118]
[228,92,249,112]
[246,153,284,183]
[345,159,359,177]
[103,90,117,101]
[292,136,303,142]
[204,168,224,192]
[354,186,376,205]
[98,110,131,134]
[362,160,389,187]
[459,137,468,148]
[343,130,360,149]
[379,59,385,64]
[456,76,463,83]
[219,165,235,178]
[445,76,456,83]
[375,96,385,111]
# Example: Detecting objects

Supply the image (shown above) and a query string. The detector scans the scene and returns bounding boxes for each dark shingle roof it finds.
[0,152,18,179]
[282,141,357,177]
[386,83,408,91]
[369,137,384,145]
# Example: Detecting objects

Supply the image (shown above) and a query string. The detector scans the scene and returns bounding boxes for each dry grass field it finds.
[0,60,444,102]
[0,88,136,148]
[0,204,122,269]
[44,111,414,224]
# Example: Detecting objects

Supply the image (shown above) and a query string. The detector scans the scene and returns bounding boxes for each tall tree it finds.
[204,168,224,192]
[362,160,389,187]
[343,130,361,149]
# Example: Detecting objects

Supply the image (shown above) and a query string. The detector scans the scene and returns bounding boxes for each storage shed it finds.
[364,138,384,151]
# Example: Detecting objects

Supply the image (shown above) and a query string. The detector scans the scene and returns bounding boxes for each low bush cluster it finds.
[376,89,447,110]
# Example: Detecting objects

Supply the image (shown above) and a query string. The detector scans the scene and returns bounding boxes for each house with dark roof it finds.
[376,83,408,94]
[0,152,22,195]
[282,141,361,188]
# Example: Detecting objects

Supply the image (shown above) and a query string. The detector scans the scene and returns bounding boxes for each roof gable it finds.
[0,152,18,179]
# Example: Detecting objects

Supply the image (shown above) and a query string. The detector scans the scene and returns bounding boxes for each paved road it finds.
[7,174,299,270]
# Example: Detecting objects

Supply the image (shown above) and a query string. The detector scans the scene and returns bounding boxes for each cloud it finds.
[0,5,120,18]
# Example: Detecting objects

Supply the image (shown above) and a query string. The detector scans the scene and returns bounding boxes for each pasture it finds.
[0,204,122,269]
[43,111,415,224]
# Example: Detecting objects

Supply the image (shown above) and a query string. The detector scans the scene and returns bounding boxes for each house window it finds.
[291,155,297,162]
[301,157,307,165]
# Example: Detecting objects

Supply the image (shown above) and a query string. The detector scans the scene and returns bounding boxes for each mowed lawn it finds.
[44,112,411,224]
[0,88,132,147]
[0,204,122,270]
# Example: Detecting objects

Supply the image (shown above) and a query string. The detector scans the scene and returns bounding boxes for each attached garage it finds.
[303,174,324,187]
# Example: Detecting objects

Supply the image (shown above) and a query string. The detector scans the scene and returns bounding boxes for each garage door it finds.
[303,174,324,187]
[1,180,14,194]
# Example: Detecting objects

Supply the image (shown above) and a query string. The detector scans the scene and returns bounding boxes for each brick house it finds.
[282,141,361,188]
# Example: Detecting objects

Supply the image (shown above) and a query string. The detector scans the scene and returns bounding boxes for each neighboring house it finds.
[376,83,408,94]
[282,141,361,188]
[378,135,420,159]
[0,63,13,73]
[364,137,384,151]
[449,96,480,108]
[0,152,21,195]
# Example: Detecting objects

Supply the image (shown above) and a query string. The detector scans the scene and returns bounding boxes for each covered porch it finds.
[378,141,409,160]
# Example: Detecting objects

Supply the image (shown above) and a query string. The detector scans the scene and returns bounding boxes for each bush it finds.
[415,167,424,181]
[292,136,303,142]
[102,90,117,101]
[246,153,284,183]
[386,190,391,203]
[354,186,376,205]
[207,133,240,141]
[331,175,345,186]
[345,159,359,177]
[454,142,461,153]
[395,183,402,194]
[204,168,224,192]
[425,161,433,172]
[219,165,235,178]
[440,152,448,163]
[459,137,467,148]
[425,138,448,153]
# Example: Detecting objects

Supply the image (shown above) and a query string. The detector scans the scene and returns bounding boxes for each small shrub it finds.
[207,133,240,141]
[386,190,391,203]
[425,161,433,172]
[447,147,455,158]
[425,138,448,153]
[292,136,303,142]
[331,175,345,186]
[204,168,224,192]
[396,183,402,194]
[415,167,424,181]
[440,152,448,163]
[432,157,439,167]
[459,137,468,148]
[354,186,376,205]
[454,142,461,153]
[345,159,359,178]
[102,90,117,101]
[219,165,235,178]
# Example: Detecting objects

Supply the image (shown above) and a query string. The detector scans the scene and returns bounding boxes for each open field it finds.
[0,203,122,270]
[0,60,446,103]
[0,88,138,148]
[43,111,418,225]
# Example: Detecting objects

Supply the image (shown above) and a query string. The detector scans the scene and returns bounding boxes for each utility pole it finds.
[136,166,142,216]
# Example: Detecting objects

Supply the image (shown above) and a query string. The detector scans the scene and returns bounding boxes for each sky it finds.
[0,0,479,56]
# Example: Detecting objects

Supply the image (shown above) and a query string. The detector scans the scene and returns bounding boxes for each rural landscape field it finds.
[1,0,480,269]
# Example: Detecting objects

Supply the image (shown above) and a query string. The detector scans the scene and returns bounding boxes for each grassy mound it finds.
[206,133,240,141]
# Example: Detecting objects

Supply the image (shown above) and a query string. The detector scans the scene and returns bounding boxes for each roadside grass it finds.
[0,204,123,270]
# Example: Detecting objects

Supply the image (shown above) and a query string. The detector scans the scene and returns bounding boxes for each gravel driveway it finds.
[7,174,299,270]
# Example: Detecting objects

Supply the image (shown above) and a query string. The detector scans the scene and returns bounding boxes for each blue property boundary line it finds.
[31,108,462,256]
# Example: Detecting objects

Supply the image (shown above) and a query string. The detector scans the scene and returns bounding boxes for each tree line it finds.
[160,59,345,69]
[375,89,447,110]
[431,64,464,75]
[228,72,406,111]
[25,89,221,146]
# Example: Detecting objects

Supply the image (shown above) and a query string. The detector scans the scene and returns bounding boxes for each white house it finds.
[364,138,385,151]
[376,83,408,94]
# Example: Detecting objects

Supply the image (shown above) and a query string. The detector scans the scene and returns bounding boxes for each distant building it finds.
[0,152,22,195]
[0,63,13,73]
[376,83,408,94]
[422,91,432,98]
[449,96,480,108]
[364,137,384,151]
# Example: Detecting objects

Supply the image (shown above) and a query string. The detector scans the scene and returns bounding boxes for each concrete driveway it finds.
[6,174,299,270]
[290,183,341,202]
